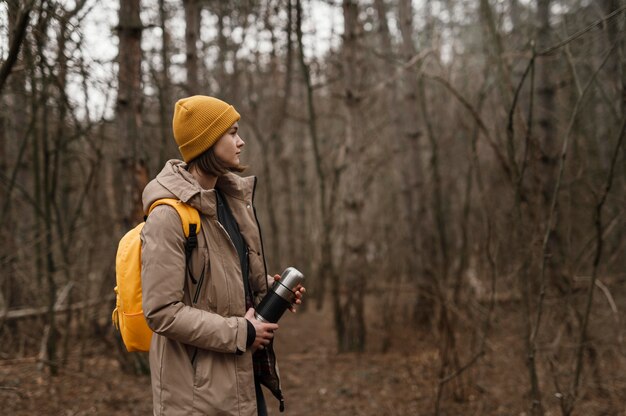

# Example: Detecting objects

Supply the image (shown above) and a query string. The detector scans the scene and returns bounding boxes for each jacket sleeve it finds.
[141,205,248,354]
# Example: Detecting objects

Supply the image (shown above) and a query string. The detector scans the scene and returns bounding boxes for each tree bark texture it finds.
[333,0,367,353]
[117,0,145,228]
[157,0,173,168]
[183,0,200,94]
[536,0,558,203]
[0,0,32,96]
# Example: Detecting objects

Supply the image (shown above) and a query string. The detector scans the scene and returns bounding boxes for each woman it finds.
[141,95,304,415]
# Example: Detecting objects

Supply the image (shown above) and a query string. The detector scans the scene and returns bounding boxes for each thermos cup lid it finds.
[279,267,305,291]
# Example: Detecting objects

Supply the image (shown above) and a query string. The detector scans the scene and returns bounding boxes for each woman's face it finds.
[213,122,244,168]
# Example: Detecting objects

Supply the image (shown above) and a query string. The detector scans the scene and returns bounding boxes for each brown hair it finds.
[187,146,246,177]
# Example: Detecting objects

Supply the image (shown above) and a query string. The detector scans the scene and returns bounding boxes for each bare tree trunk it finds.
[373,0,407,350]
[397,0,432,326]
[0,0,32,95]
[157,0,172,168]
[534,0,562,252]
[480,0,513,106]
[536,0,557,186]
[183,0,200,94]
[214,1,228,96]
[28,0,60,375]
[1,1,32,321]
[295,0,337,310]
[334,0,367,352]
[116,0,148,375]
[117,0,144,228]
[373,0,393,63]
[419,80,448,283]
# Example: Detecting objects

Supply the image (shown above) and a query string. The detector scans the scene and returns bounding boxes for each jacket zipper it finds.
[191,347,198,366]
[192,263,206,304]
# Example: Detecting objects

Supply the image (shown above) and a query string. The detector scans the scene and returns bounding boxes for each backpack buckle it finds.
[185,224,198,256]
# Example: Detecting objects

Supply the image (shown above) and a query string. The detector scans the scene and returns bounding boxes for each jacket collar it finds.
[149,159,255,218]
[216,172,255,203]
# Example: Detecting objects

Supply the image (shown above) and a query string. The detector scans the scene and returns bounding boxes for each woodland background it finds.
[0,0,625,415]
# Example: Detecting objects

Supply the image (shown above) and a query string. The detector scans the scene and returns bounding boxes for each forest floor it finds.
[0,297,624,416]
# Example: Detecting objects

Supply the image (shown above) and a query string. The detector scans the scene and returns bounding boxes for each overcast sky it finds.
[1,0,569,121]
[0,0,342,121]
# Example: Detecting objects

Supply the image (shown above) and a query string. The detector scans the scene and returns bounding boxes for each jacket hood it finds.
[142,159,256,217]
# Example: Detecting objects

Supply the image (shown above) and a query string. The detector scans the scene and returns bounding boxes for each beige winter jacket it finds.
[141,160,273,416]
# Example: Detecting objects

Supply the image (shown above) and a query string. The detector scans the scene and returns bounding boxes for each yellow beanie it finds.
[172,95,241,162]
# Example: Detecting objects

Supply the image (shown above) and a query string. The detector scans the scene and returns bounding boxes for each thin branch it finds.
[517,48,536,195]
[506,52,535,181]
[593,279,618,315]
[426,74,513,183]
[538,5,626,56]
[0,1,34,95]
[439,350,485,384]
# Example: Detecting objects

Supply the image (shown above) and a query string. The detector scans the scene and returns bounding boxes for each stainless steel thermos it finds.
[255,267,305,323]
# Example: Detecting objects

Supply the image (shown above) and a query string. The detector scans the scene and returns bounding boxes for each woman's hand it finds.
[271,273,306,313]
[245,308,278,351]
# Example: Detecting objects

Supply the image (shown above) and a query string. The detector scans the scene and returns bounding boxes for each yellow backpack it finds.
[112,198,201,352]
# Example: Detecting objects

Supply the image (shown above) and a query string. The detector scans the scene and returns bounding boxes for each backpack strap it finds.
[148,198,203,284]
[148,198,201,238]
